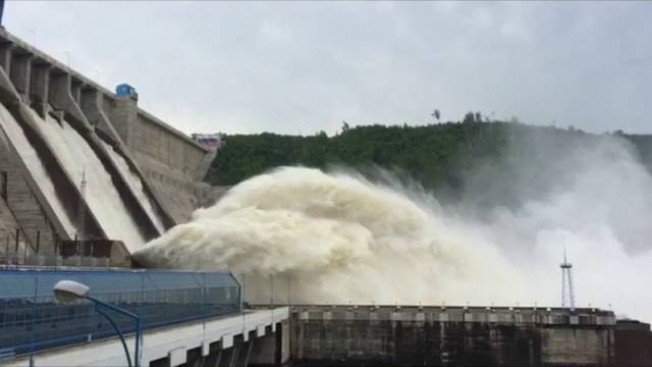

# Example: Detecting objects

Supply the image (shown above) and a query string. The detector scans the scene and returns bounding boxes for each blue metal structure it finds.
[116,83,138,100]
[0,267,241,360]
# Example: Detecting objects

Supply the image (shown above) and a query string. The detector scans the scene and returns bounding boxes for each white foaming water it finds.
[101,141,166,234]
[465,136,652,323]
[26,109,147,250]
[135,167,530,306]
[135,135,652,323]
[0,104,76,236]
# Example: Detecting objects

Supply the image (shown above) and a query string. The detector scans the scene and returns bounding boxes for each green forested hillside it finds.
[205,121,652,204]
[206,122,508,188]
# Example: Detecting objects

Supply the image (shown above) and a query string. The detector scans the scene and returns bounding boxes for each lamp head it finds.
[53,280,90,303]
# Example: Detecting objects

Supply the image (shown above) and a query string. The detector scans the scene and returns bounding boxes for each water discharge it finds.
[102,141,166,234]
[0,104,77,236]
[135,167,529,306]
[25,110,148,250]
[136,134,652,323]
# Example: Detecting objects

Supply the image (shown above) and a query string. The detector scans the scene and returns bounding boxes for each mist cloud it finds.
[135,131,652,323]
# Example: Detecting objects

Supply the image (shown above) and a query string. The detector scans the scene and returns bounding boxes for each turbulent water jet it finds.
[136,134,652,324]
[134,167,528,305]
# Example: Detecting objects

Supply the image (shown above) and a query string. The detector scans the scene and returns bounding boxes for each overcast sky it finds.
[5,1,652,135]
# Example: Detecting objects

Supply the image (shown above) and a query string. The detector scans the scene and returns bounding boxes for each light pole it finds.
[53,280,142,367]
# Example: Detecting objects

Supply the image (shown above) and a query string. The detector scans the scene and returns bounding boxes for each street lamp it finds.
[53,280,142,367]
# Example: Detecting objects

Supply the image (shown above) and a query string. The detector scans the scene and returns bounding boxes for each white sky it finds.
[5,1,652,135]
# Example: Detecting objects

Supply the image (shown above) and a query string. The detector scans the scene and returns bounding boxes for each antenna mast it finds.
[560,247,575,310]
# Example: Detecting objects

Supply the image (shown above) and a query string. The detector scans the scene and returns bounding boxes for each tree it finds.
[205,120,652,203]
[432,109,441,122]
[475,112,482,123]
[463,112,476,124]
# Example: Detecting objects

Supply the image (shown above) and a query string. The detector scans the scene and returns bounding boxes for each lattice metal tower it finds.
[560,247,575,310]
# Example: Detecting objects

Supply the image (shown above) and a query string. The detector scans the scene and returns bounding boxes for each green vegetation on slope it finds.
[205,120,651,205]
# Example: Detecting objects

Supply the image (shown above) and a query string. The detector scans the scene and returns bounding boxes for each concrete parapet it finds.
[288,304,616,326]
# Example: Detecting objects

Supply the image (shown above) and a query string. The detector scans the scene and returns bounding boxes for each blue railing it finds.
[0,267,242,359]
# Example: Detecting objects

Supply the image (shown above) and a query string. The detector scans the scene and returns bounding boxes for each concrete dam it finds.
[0,28,650,367]
[0,28,222,264]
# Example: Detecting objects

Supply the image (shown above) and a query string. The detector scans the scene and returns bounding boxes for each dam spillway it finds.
[0,28,221,262]
[21,106,149,248]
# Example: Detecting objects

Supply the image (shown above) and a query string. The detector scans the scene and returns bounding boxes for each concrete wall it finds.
[131,152,210,223]
[614,320,652,366]
[145,320,291,367]
[134,112,207,177]
[105,96,209,179]
[541,327,613,366]
[289,305,616,366]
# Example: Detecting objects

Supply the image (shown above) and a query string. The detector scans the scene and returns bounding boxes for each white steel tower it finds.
[560,247,575,310]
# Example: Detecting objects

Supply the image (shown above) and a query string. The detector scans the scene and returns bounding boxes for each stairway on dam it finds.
[0,29,225,262]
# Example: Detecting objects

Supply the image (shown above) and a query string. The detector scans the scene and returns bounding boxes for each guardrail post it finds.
[29,271,39,367]
[201,272,207,320]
